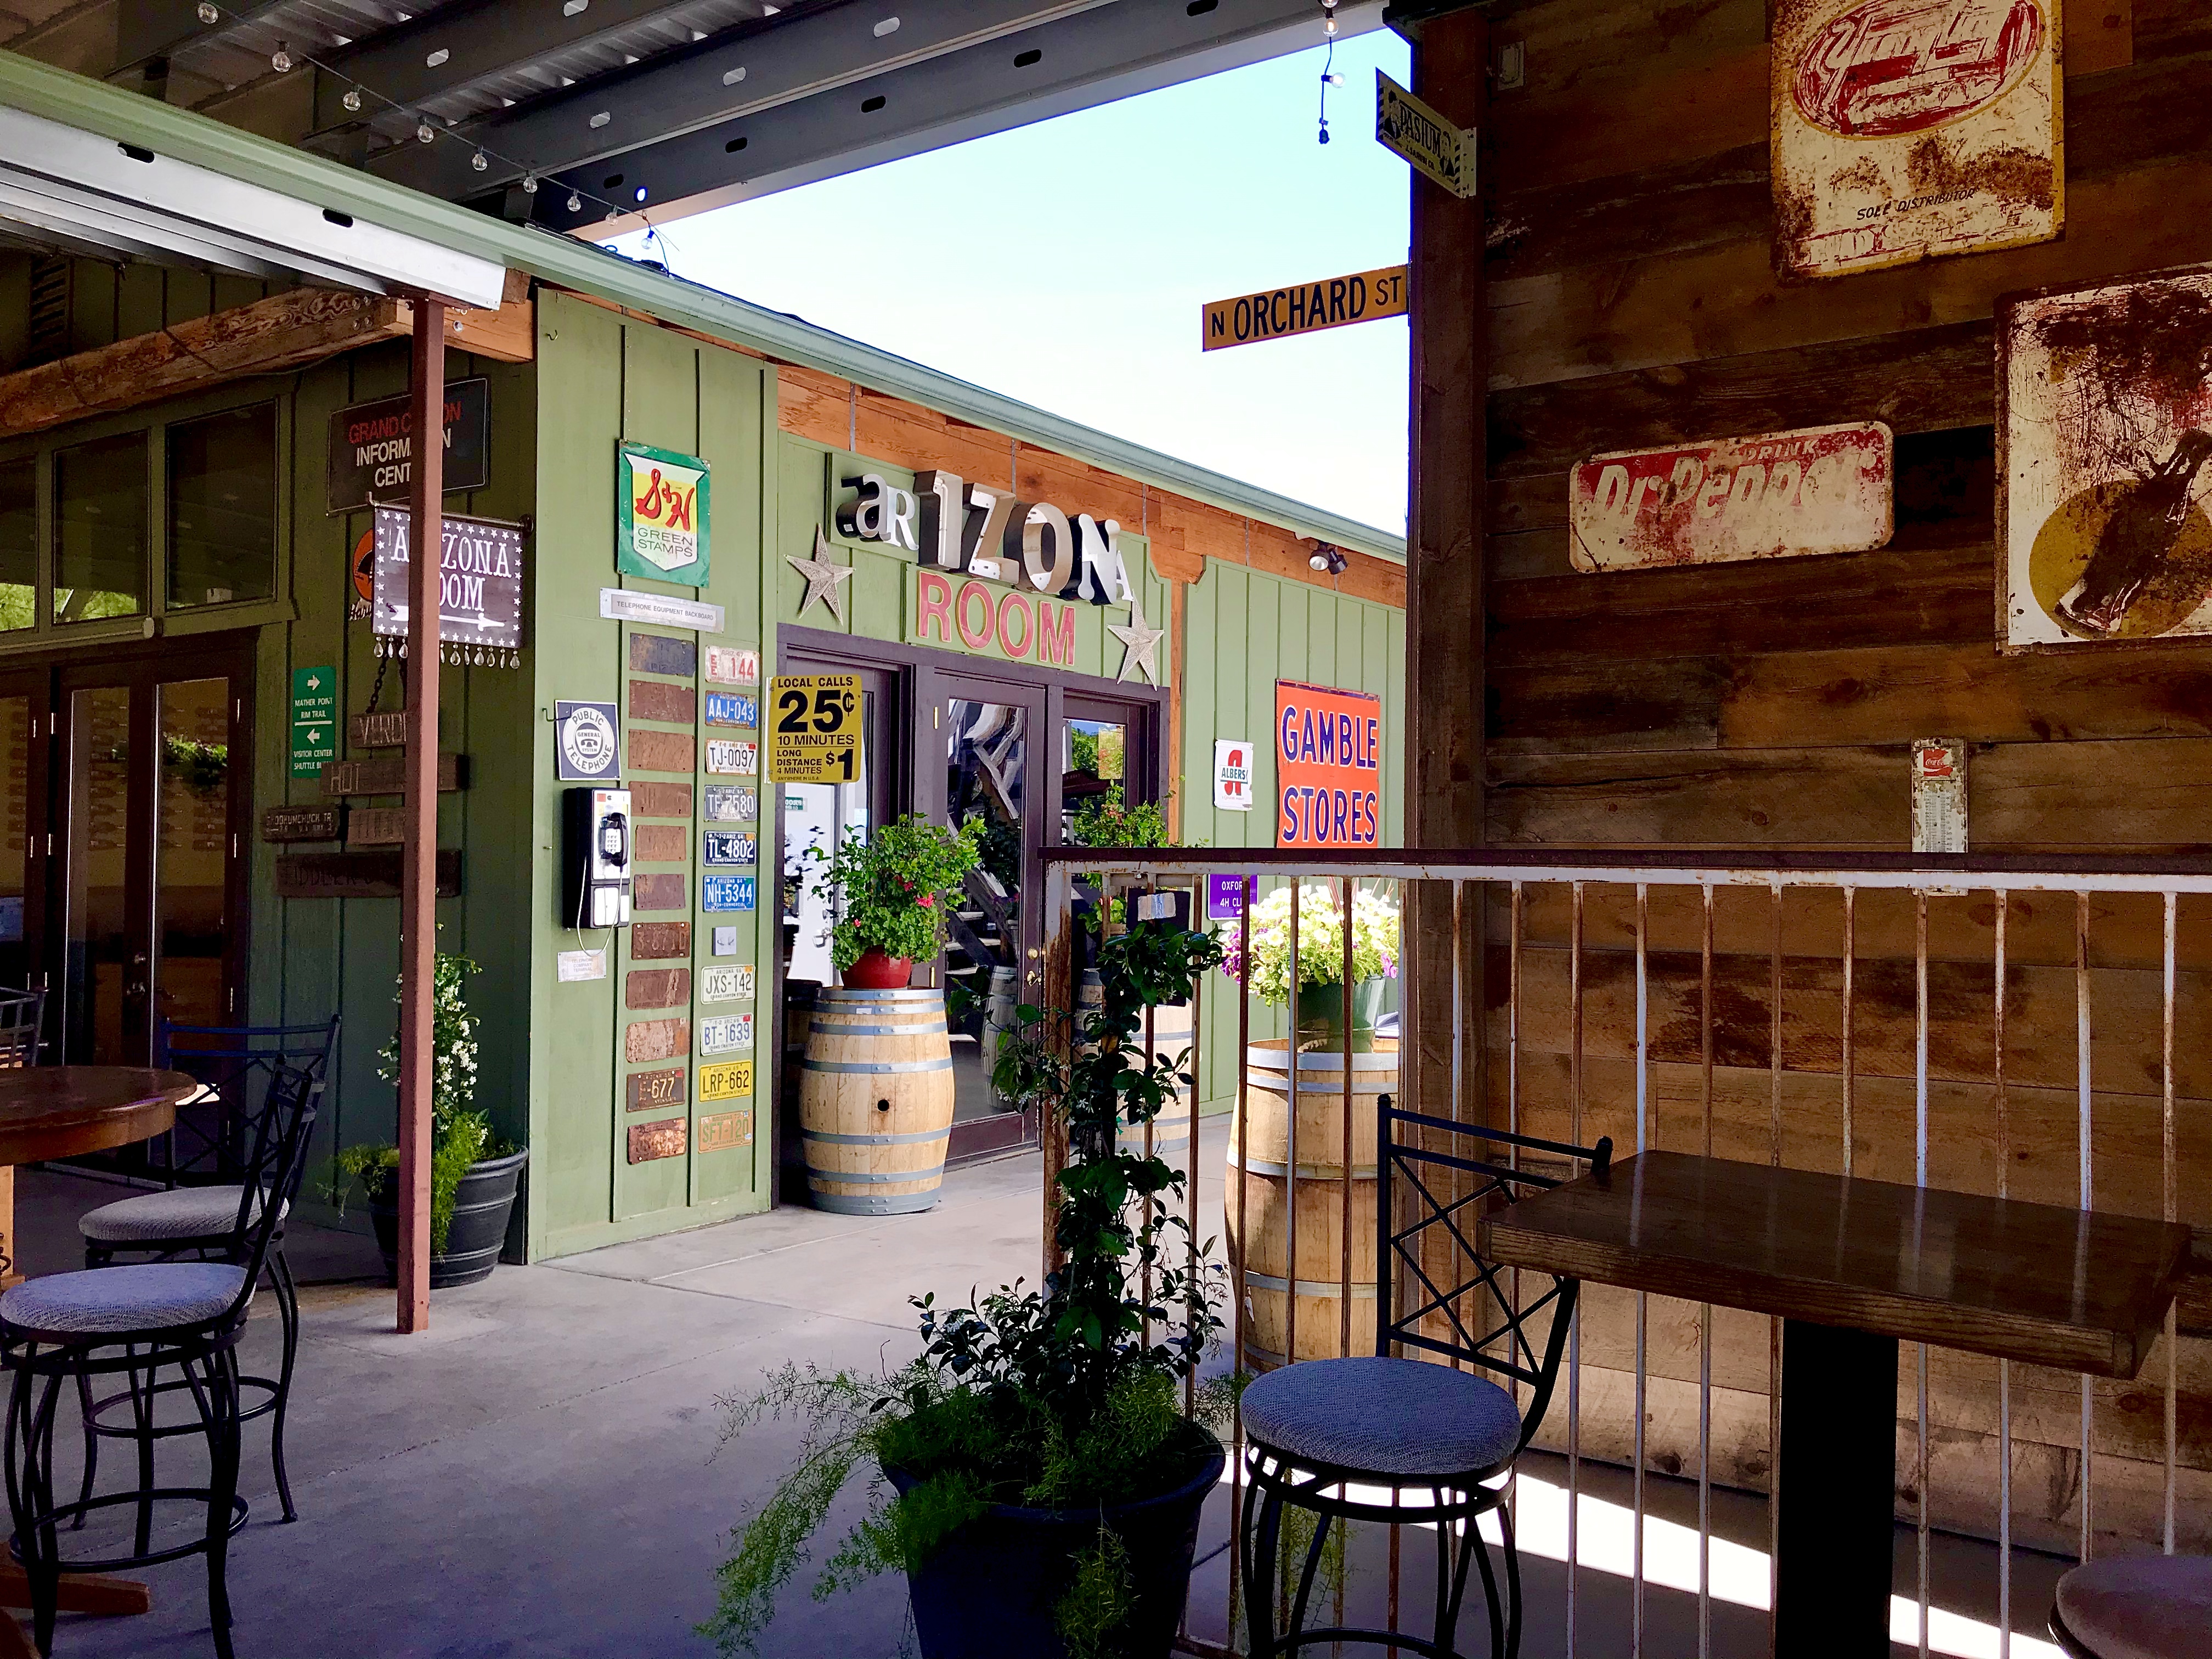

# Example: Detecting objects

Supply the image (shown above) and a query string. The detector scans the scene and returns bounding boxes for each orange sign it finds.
[1274,680,1383,849]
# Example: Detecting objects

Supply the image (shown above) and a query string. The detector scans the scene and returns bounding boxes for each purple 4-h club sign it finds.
[1207,873,1256,922]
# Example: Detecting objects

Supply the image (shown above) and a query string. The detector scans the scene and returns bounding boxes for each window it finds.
[167,403,276,608]
[53,431,146,623]
[0,461,32,633]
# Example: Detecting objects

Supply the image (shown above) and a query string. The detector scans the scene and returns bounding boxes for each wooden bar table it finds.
[1478,1150,2194,1658]
[0,1066,193,1654]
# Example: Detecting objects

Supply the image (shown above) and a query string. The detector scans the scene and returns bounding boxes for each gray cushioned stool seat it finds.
[2055,1554,2212,1659]
[78,1185,272,1244]
[1241,1356,1522,1478]
[0,1263,246,1338]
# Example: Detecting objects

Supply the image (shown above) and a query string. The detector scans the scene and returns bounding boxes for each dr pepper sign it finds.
[1274,680,1383,848]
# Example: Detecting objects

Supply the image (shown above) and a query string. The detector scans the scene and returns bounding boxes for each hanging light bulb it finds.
[342,86,363,111]
[195,1,218,22]
[416,120,437,144]
[521,175,539,194]
[471,149,489,172]
[566,191,581,212]
[270,41,293,72]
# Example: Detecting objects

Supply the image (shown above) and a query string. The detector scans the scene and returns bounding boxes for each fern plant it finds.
[703,916,1229,1657]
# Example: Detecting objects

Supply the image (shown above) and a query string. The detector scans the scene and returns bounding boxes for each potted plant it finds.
[702,918,1231,1659]
[1221,882,1400,1050]
[820,814,983,989]
[330,949,526,1289]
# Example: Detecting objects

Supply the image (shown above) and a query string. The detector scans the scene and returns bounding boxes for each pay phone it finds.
[562,786,632,928]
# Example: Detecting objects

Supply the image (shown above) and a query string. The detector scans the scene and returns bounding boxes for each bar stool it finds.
[2049,1555,2212,1658]
[1237,1099,1610,1659]
[73,1017,336,1525]
[1,1062,320,1659]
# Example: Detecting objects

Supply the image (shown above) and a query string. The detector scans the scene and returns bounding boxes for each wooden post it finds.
[396,298,445,1334]
[1402,9,1489,1137]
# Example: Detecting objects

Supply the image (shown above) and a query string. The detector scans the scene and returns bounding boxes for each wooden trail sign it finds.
[1201,266,1408,352]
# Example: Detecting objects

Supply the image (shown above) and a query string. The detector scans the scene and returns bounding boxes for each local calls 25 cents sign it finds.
[1274,681,1383,848]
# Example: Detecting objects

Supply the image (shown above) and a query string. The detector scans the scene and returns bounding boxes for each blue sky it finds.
[610,26,1413,537]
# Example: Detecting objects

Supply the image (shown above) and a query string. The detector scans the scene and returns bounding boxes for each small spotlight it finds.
[633,185,648,203]
[1308,543,1348,576]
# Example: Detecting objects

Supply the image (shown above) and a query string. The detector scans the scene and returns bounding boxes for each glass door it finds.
[0,675,50,1014]
[53,646,250,1076]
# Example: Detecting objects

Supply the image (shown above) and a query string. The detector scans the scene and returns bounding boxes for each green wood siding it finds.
[1178,562,1406,1118]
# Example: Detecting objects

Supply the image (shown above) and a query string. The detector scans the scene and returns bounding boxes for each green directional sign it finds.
[290,665,337,779]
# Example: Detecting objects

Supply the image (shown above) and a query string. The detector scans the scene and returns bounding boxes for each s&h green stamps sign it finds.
[617,442,711,586]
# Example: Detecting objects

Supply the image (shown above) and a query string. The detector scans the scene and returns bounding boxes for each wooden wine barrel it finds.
[1114,998,1196,1160]
[799,988,955,1216]
[984,965,1020,1109]
[1226,1038,1392,1370]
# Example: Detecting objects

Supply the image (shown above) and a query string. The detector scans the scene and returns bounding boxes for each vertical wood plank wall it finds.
[1477,0,2210,1551]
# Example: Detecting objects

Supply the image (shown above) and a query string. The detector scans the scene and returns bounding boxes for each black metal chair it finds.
[73,1016,337,1526]
[1,1060,321,1659]
[1238,1097,1612,1659]
[0,988,47,1070]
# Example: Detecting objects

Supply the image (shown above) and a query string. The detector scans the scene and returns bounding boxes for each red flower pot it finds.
[843,949,915,989]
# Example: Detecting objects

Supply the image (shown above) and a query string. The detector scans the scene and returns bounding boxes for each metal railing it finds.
[1037,846,2211,1659]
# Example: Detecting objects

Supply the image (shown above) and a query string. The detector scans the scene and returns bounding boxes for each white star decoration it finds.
[1110,603,1165,684]
[787,527,855,622]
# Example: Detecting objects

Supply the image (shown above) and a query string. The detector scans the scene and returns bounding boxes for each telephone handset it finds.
[562,787,633,928]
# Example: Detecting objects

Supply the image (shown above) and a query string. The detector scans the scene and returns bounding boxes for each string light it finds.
[1316,1,1338,144]
[183,0,649,230]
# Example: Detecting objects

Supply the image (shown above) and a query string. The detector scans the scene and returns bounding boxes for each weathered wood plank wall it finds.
[1476,0,2211,1553]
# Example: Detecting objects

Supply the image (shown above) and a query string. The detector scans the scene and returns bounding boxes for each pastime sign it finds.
[1376,71,1474,199]
[1201,266,1407,352]
[1274,681,1383,849]
[1569,423,1894,572]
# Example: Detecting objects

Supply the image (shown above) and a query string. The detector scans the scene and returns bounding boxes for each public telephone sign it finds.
[1274,680,1383,849]
[766,674,863,782]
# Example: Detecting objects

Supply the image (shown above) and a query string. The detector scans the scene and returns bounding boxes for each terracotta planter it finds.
[843,949,915,989]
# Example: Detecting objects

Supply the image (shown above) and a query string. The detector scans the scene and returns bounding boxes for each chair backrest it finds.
[0,987,46,1069]
[218,1061,324,1323]
[1376,1096,1612,1455]
[158,1015,339,1186]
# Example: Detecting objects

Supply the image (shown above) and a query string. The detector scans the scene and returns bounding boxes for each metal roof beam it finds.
[532,0,1379,230]
[366,0,1122,196]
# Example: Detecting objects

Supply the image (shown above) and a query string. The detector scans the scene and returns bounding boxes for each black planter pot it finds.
[887,1425,1225,1659]
[368,1147,528,1289]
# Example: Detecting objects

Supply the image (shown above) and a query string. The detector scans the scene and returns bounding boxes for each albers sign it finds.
[326,379,490,514]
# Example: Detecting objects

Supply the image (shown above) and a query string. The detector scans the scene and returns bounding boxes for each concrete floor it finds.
[0,1127,2067,1658]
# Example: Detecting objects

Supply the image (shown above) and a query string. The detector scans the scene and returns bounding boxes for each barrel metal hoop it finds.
[803,1127,952,1146]
[817,989,944,1002]
[804,1165,947,1184]
[807,1020,950,1035]
[800,1057,954,1074]
[1240,1269,1378,1298]
[1226,1150,1379,1180]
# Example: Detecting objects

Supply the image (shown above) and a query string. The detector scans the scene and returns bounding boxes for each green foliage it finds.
[817,814,983,973]
[703,920,1229,1658]
[1067,784,1176,853]
[162,735,229,795]
[325,948,501,1253]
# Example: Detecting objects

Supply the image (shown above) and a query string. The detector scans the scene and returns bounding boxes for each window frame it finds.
[0,380,294,653]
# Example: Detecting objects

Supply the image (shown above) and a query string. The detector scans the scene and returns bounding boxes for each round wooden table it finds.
[0,1066,193,1652]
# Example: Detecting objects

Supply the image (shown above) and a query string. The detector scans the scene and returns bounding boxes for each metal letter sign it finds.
[699,964,753,1003]
[766,673,864,782]
[1376,72,1474,200]
[616,442,711,586]
[1201,266,1407,352]
[703,874,756,912]
[290,665,336,779]
[704,692,758,728]
[703,785,757,823]
[1274,680,1384,849]
[698,1013,754,1055]
[555,700,620,782]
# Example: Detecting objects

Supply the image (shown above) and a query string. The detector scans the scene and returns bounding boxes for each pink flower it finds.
[918,894,935,909]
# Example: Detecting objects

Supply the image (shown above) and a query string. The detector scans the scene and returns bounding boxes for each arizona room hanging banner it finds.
[1274,681,1383,849]
[1772,0,2059,279]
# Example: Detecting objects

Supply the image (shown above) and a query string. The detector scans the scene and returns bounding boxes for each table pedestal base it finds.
[0,1560,152,1656]
[1776,1319,1898,1657]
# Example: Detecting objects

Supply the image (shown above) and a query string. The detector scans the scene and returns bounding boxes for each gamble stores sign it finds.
[1274,680,1384,849]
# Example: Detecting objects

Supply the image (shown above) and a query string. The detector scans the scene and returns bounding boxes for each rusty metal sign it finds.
[627,1117,687,1164]
[627,1066,686,1113]
[2001,267,2212,651]
[1569,422,1894,572]
[696,1110,752,1153]
[1910,740,1968,853]
[1773,0,2059,279]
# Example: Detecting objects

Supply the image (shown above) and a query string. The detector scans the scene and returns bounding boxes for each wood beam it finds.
[1402,10,1489,1164]
[0,272,533,442]
[396,298,444,1335]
